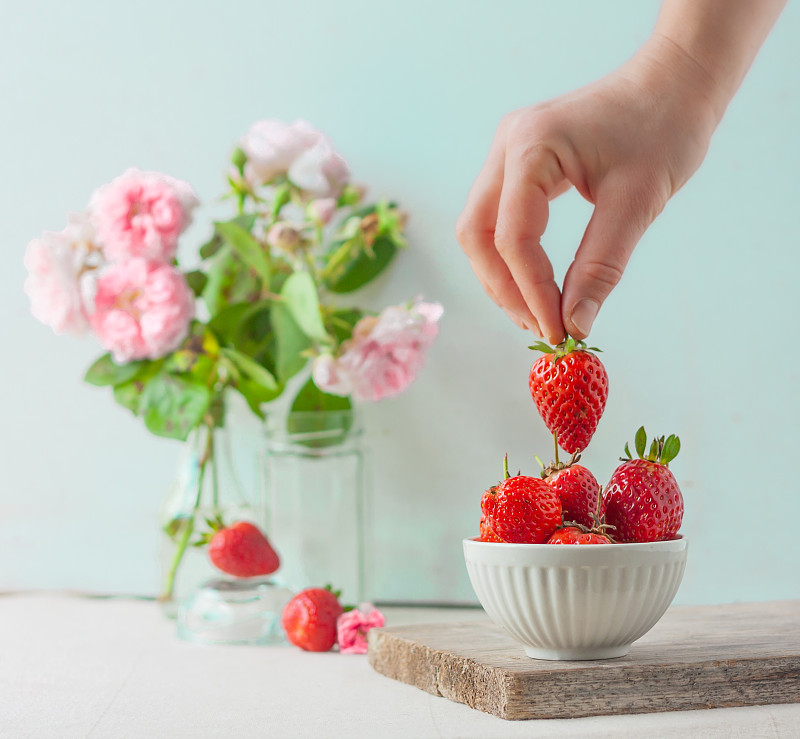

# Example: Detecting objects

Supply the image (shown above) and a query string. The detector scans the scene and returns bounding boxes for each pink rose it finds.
[89,168,199,263]
[336,604,385,654]
[311,354,351,396]
[90,258,194,363]
[289,139,350,198]
[312,299,444,402]
[239,119,321,188]
[24,212,99,336]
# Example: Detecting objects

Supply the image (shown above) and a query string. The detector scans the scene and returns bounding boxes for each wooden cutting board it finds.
[368,600,800,720]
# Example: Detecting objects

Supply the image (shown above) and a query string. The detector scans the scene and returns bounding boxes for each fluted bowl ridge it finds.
[463,536,688,660]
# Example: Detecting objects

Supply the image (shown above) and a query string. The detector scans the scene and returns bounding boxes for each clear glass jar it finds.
[262,410,368,604]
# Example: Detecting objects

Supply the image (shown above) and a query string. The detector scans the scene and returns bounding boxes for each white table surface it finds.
[1,593,797,738]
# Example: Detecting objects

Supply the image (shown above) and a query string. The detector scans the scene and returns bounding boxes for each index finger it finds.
[493,146,566,345]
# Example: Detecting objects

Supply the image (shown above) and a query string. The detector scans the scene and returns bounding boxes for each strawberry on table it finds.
[529,336,608,454]
[602,427,684,543]
[282,587,344,652]
[207,521,280,578]
[480,454,561,544]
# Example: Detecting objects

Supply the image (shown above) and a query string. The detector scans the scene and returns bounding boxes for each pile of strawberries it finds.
[479,337,684,545]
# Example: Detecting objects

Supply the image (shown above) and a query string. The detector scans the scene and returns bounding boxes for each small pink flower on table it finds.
[312,299,444,402]
[23,212,100,336]
[90,258,194,363]
[336,603,386,654]
[89,168,198,263]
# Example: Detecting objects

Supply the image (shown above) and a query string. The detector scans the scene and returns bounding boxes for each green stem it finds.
[502,453,510,480]
[159,427,213,603]
[318,238,356,282]
[211,432,220,509]
[553,432,560,466]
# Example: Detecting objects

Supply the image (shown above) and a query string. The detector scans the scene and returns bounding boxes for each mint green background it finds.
[1,1,798,603]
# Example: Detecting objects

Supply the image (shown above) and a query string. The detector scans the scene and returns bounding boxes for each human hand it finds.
[456,38,722,344]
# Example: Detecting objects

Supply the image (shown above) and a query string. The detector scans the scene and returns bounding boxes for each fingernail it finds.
[570,299,599,336]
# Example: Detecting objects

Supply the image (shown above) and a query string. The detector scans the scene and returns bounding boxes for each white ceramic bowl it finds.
[463,537,687,660]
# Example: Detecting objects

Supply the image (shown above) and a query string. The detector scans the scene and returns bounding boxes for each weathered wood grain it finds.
[367,601,800,720]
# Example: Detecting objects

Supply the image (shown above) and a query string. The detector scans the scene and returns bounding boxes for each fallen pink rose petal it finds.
[336,603,386,654]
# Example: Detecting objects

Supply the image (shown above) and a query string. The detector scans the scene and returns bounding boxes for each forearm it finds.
[646,0,787,123]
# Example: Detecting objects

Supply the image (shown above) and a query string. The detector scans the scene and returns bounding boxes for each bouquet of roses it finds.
[23,119,443,600]
[24,118,442,437]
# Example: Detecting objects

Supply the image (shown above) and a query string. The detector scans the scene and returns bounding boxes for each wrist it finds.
[626,35,726,134]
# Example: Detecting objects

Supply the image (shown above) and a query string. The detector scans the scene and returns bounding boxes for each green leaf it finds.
[323,234,398,293]
[647,437,659,462]
[271,302,313,383]
[208,302,254,344]
[220,348,280,393]
[199,214,258,260]
[215,220,270,285]
[110,361,163,416]
[327,308,364,345]
[202,245,260,315]
[209,302,276,378]
[234,378,282,421]
[634,426,647,459]
[281,272,330,343]
[163,324,219,385]
[528,342,555,354]
[661,435,681,466]
[290,376,352,413]
[623,442,632,460]
[113,382,144,414]
[288,378,353,447]
[140,374,213,441]
[185,270,208,298]
[84,354,145,387]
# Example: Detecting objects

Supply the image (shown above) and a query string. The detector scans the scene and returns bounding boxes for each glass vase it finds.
[158,423,258,616]
[262,410,368,604]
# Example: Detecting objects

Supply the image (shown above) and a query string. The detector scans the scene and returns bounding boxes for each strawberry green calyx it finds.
[621,426,681,466]
[539,449,582,479]
[323,583,355,612]
[528,335,602,365]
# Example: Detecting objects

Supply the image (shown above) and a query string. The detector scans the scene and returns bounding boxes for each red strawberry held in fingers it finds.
[547,526,612,545]
[602,427,684,543]
[529,337,608,454]
[480,454,561,544]
[538,449,600,529]
[282,586,344,652]
[208,521,280,578]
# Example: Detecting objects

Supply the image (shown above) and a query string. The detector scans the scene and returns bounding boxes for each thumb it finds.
[562,182,662,338]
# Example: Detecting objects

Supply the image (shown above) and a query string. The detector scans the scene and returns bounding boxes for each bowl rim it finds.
[463,534,687,552]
